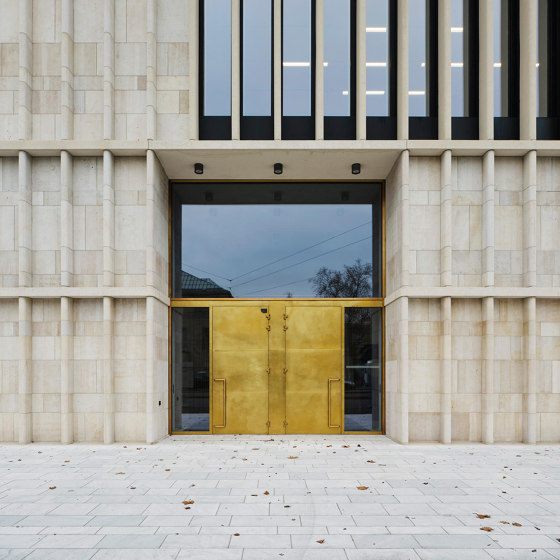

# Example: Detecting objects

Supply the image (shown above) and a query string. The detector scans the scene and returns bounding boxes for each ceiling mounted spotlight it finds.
[194,162,204,175]
[274,163,283,175]
[351,163,361,175]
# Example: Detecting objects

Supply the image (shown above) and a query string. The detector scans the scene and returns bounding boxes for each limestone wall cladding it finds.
[115,0,147,140]
[115,157,146,287]
[73,157,103,287]
[31,298,61,442]
[452,157,482,287]
[409,157,441,287]
[0,300,18,441]
[0,158,18,288]
[451,299,482,442]
[385,154,405,294]
[408,299,441,441]
[0,0,19,141]
[495,158,523,287]
[73,0,104,139]
[32,0,61,140]
[537,299,560,442]
[156,0,190,140]
[494,299,524,441]
[384,299,400,441]
[536,159,560,287]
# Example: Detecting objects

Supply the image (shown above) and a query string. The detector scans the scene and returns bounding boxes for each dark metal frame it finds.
[281,0,316,140]
[199,0,232,140]
[494,0,520,140]
[324,0,357,140]
[409,0,438,140]
[452,0,479,139]
[537,0,560,139]
[366,0,398,139]
[240,0,275,140]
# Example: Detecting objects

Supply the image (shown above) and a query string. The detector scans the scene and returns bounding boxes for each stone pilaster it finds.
[146,150,156,289]
[482,296,494,444]
[523,296,537,443]
[146,296,156,444]
[146,0,157,140]
[103,296,114,444]
[18,297,32,444]
[401,150,410,288]
[189,0,199,140]
[61,0,74,140]
[479,0,493,140]
[18,151,32,287]
[440,296,452,443]
[60,151,73,287]
[104,0,115,140]
[273,0,281,140]
[18,0,32,140]
[398,296,409,443]
[482,150,495,287]
[520,0,537,140]
[523,150,537,287]
[60,296,73,444]
[231,0,241,140]
[315,0,324,140]
[356,0,366,140]
[440,150,452,287]
[103,151,115,287]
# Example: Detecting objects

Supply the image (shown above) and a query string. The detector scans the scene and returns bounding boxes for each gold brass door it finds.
[212,306,270,434]
[284,306,342,434]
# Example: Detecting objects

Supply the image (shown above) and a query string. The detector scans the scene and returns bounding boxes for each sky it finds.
[181,204,374,298]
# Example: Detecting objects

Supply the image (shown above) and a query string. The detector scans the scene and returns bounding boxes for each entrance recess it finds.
[170,300,382,435]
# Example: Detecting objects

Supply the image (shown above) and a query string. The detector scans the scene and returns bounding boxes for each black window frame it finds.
[199,0,232,140]
[240,0,274,140]
[409,0,438,140]
[281,0,316,140]
[494,0,520,140]
[537,0,560,139]
[452,0,479,140]
[324,0,357,140]
[366,0,398,140]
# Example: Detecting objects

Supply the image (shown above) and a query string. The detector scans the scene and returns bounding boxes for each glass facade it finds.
[324,0,351,117]
[366,0,390,117]
[282,0,312,117]
[171,307,210,432]
[409,0,427,116]
[242,0,272,116]
[203,0,231,116]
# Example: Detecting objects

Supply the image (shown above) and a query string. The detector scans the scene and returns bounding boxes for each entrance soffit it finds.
[154,145,402,181]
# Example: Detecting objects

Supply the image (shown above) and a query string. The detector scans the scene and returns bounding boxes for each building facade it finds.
[0,0,559,444]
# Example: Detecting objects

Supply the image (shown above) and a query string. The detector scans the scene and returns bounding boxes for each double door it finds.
[212,302,343,434]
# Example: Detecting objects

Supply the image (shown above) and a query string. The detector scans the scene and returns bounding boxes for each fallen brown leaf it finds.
[288,456,299,459]
[499,521,509,524]
[263,491,270,495]
[367,460,375,463]
[476,514,491,519]
[512,522,522,527]
[182,500,194,505]
[480,527,493,532]
[233,533,240,536]
[49,486,56,490]
[316,539,325,544]
[116,472,125,475]
[165,469,170,472]
[357,486,369,490]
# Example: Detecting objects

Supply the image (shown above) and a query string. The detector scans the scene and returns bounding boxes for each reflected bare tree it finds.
[309,258,372,298]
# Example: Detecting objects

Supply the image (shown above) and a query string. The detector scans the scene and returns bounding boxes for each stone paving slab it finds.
[0,435,559,558]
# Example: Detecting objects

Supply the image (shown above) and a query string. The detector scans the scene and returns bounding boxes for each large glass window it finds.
[282,0,313,117]
[324,0,351,117]
[242,0,272,117]
[203,0,231,116]
[344,307,382,432]
[171,307,210,432]
[171,183,383,299]
[366,0,390,117]
[409,0,427,117]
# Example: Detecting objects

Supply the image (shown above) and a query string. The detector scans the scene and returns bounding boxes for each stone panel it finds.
[0,157,19,287]
[0,299,18,441]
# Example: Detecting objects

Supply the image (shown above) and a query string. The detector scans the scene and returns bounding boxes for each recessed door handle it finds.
[213,378,226,428]
[328,378,341,428]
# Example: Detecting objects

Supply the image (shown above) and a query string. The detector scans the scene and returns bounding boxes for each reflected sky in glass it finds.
[243,0,272,116]
[324,0,350,116]
[283,0,312,116]
[451,0,465,117]
[409,0,427,116]
[204,0,231,116]
[366,0,389,117]
[181,205,373,298]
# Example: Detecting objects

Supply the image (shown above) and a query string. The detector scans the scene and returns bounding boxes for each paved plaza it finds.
[0,435,559,559]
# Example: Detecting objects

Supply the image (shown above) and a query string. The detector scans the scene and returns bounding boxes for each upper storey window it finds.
[241,0,273,139]
[451,0,479,139]
[200,0,232,140]
[493,0,519,139]
[409,0,438,139]
[282,0,315,139]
